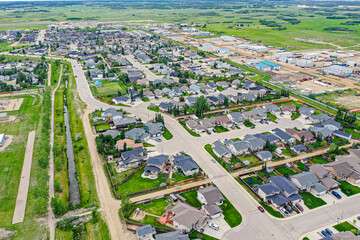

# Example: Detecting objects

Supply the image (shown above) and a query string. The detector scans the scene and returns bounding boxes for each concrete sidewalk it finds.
[12,130,36,224]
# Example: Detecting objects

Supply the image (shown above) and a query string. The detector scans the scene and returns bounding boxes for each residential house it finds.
[125,128,150,142]
[214,116,233,128]
[263,104,281,115]
[169,202,209,233]
[144,155,170,177]
[231,79,241,89]
[227,112,243,126]
[199,118,216,131]
[309,114,332,123]
[270,176,303,203]
[197,186,224,218]
[173,155,199,176]
[145,122,164,137]
[212,140,232,159]
[102,130,121,139]
[335,155,360,176]
[116,139,143,151]
[154,89,164,98]
[143,91,155,100]
[290,172,328,196]
[281,104,296,114]
[224,140,250,156]
[116,147,148,169]
[189,84,201,94]
[322,119,341,132]
[0,133,4,147]
[309,126,333,140]
[0,112,8,121]
[286,129,315,143]
[244,135,265,152]
[333,130,352,141]
[291,144,307,154]
[273,128,296,145]
[256,151,272,162]
[113,117,137,129]
[309,164,339,190]
[243,81,255,90]
[154,231,190,240]
[159,102,174,112]
[112,96,131,105]
[185,97,198,107]
[324,161,360,184]
[254,182,289,208]
[136,224,156,240]
[298,106,314,118]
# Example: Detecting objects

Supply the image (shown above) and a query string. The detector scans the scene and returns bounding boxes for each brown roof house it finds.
[169,202,209,233]
[286,129,315,143]
[281,104,296,115]
[116,139,143,151]
[324,161,360,184]
[309,164,339,190]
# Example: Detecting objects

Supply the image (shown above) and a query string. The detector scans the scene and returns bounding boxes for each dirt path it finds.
[81,108,131,240]
[12,130,36,224]
[47,64,52,87]
[48,65,63,240]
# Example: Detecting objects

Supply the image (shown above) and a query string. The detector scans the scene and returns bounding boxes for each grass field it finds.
[180,190,202,208]
[163,127,173,140]
[0,94,49,239]
[92,81,126,96]
[133,198,169,216]
[220,197,242,227]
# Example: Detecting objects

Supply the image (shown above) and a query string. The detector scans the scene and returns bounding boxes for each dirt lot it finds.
[317,91,360,109]
[288,80,345,94]
[269,69,310,83]
[0,98,24,112]
[0,135,14,152]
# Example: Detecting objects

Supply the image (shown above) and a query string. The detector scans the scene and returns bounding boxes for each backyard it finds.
[180,189,202,208]
[214,126,229,133]
[275,166,298,176]
[310,156,330,164]
[95,124,110,132]
[116,170,168,196]
[237,154,260,165]
[299,191,326,209]
[244,176,263,188]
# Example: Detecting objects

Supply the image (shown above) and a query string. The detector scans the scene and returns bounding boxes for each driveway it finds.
[203,215,231,239]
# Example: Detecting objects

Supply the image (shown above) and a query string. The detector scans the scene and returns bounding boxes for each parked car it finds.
[295,203,303,212]
[325,228,334,236]
[357,216,360,220]
[274,121,278,124]
[206,130,211,135]
[331,191,342,199]
[209,222,219,231]
[250,126,255,129]
[211,159,216,163]
[279,207,288,216]
[321,230,330,237]
[212,129,216,133]
[258,206,265,213]
[285,205,293,213]
[265,121,269,124]
[155,138,162,142]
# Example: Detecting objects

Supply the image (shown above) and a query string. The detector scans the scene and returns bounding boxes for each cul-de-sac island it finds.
[1,1,360,240]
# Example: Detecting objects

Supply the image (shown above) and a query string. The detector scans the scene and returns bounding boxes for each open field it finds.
[0,98,24,112]
[92,81,127,96]
[316,89,360,110]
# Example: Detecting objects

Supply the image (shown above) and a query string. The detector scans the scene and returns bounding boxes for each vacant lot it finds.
[92,81,126,96]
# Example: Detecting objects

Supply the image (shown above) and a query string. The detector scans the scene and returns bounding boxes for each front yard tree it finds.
[224,96,229,107]
[154,113,164,125]
[195,95,209,118]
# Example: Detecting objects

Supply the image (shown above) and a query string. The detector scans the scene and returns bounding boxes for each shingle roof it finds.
[155,231,190,240]
[173,155,199,172]
[136,224,155,237]
[146,155,169,166]
[198,186,224,204]
[270,176,298,195]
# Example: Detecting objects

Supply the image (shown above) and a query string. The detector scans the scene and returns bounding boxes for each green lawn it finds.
[244,176,263,188]
[291,112,300,119]
[267,112,277,122]
[180,190,202,208]
[116,170,168,196]
[147,105,160,112]
[220,197,242,227]
[299,192,326,209]
[133,198,169,216]
[338,181,360,196]
[189,231,219,240]
[143,142,155,148]
[204,144,221,164]
[95,124,110,132]
[310,156,330,164]
[282,149,293,157]
[275,166,297,176]
[94,81,126,95]
[172,172,193,182]
[308,141,328,149]
[243,120,255,127]
[163,127,173,140]
[181,121,201,137]
[217,86,225,92]
[237,154,261,165]
[259,201,284,218]
[344,127,360,138]
[214,126,229,133]
[296,162,307,172]
[333,222,358,233]
[257,171,277,179]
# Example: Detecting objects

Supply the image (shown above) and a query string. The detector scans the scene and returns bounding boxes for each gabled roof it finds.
[173,155,199,172]
[146,155,169,166]
[197,186,224,204]
[155,231,190,240]
[270,176,298,195]
[136,224,155,237]
[254,182,281,195]
[273,128,294,142]
[170,202,208,229]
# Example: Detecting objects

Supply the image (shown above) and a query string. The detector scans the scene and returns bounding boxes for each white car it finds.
[279,207,288,216]
[209,222,219,231]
